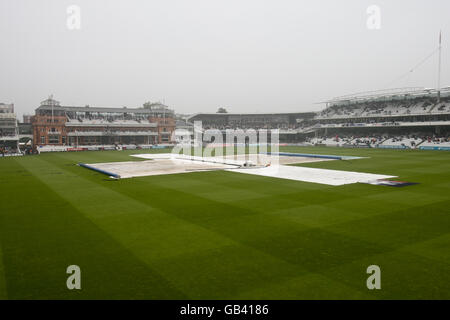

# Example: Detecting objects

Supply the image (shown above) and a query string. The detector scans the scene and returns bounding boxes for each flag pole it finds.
[438,31,442,103]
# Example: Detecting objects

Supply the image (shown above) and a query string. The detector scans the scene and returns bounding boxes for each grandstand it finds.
[306,87,450,150]
[187,112,316,143]
[188,112,316,130]
[316,87,450,118]
[3,86,445,153]
[0,103,20,156]
[185,87,450,150]
[31,97,176,152]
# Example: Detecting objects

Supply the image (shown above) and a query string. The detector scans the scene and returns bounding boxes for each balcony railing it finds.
[67,131,159,137]
[0,113,16,120]
[0,135,19,141]
[65,120,158,128]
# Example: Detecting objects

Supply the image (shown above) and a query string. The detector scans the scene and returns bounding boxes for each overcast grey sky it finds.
[1,0,450,118]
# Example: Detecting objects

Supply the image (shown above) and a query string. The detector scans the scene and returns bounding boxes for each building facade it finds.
[0,103,19,153]
[22,114,32,124]
[32,97,175,149]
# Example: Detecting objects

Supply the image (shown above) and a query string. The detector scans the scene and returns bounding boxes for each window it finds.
[48,135,59,144]
[41,136,45,144]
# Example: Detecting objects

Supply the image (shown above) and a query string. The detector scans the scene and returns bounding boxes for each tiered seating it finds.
[433,103,450,113]
[380,137,422,147]
[381,103,407,115]
[316,98,450,120]
[352,137,384,146]
[406,102,429,114]
[308,134,450,149]
[310,137,353,146]
[419,138,450,147]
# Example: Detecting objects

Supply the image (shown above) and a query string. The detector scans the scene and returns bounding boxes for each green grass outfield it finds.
[0,146,449,299]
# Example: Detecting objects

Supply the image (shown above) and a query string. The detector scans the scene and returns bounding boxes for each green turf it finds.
[0,147,449,299]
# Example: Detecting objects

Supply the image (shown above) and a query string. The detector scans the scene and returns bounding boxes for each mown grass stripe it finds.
[0,244,7,299]
[1,157,185,299]
[31,155,315,298]
[101,165,450,298]
[101,175,389,298]
[0,146,449,299]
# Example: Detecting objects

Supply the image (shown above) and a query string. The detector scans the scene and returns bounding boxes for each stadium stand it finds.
[185,88,449,149]
[4,87,448,154]
[0,103,21,156]
[31,97,176,151]
[307,134,450,149]
[419,136,450,147]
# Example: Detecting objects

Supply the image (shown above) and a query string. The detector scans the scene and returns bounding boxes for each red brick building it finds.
[32,97,175,149]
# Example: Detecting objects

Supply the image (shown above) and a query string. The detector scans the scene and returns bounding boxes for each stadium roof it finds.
[36,105,174,114]
[36,96,174,114]
[187,111,316,120]
[323,86,450,105]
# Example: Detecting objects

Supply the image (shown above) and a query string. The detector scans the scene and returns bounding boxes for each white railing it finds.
[0,113,16,119]
[0,135,19,141]
[67,131,159,137]
[66,119,158,127]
